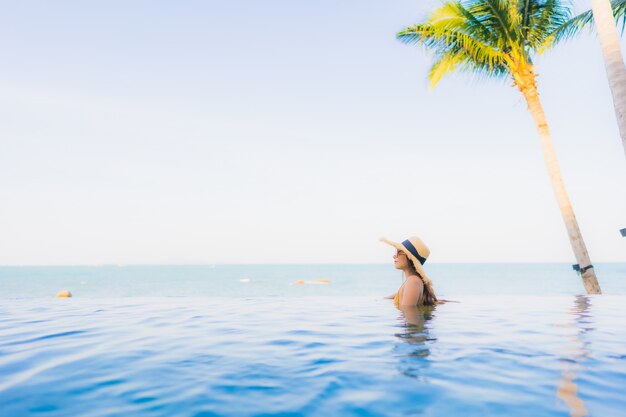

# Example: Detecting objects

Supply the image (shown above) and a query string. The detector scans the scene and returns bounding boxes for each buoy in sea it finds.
[56,290,72,298]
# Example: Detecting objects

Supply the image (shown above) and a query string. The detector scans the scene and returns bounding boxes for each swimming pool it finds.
[1,294,625,416]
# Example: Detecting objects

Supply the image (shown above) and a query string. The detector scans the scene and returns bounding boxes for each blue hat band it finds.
[402,239,427,265]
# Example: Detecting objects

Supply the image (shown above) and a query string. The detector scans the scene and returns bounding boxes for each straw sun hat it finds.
[380,236,435,291]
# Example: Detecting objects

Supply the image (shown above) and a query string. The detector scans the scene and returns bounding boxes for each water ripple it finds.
[0,296,624,416]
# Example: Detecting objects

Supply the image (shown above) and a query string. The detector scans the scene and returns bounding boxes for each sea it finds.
[1,263,625,417]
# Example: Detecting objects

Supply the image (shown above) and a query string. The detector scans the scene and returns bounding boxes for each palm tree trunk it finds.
[518,72,602,294]
[591,0,626,159]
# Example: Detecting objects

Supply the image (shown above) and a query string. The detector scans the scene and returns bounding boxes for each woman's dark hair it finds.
[407,258,437,306]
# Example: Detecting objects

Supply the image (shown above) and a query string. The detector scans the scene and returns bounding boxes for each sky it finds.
[0,0,625,265]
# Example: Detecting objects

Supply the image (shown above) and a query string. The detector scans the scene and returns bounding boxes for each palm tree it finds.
[590,0,626,159]
[397,0,601,294]
[554,0,626,159]
[555,1,626,240]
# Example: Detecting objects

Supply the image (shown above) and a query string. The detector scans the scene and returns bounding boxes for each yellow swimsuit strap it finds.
[393,281,406,306]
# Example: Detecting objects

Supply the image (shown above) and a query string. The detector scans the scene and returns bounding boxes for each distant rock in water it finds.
[290,279,331,286]
[56,290,72,298]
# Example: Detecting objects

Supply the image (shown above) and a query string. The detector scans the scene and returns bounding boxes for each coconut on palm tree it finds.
[397,0,601,294]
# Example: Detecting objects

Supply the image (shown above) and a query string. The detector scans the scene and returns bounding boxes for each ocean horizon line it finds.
[1,261,625,267]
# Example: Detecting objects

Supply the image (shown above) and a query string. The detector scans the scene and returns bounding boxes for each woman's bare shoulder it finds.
[405,274,423,284]
[403,275,424,292]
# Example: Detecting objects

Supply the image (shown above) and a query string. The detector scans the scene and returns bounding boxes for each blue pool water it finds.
[1,264,625,416]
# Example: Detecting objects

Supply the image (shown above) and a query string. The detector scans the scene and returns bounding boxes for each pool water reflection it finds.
[0,296,625,416]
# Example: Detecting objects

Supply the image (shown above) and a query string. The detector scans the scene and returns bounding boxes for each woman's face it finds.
[393,249,409,270]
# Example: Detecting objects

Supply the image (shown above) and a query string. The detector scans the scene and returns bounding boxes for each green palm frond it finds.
[485,0,517,44]
[616,0,626,31]
[397,0,577,87]
[429,54,465,88]
[398,22,508,87]
[396,0,626,86]
[427,47,509,88]
[527,0,573,53]
[542,0,626,51]
[508,0,524,35]
[398,23,507,66]
[455,3,493,41]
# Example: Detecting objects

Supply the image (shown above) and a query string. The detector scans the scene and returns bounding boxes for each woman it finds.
[380,236,437,307]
